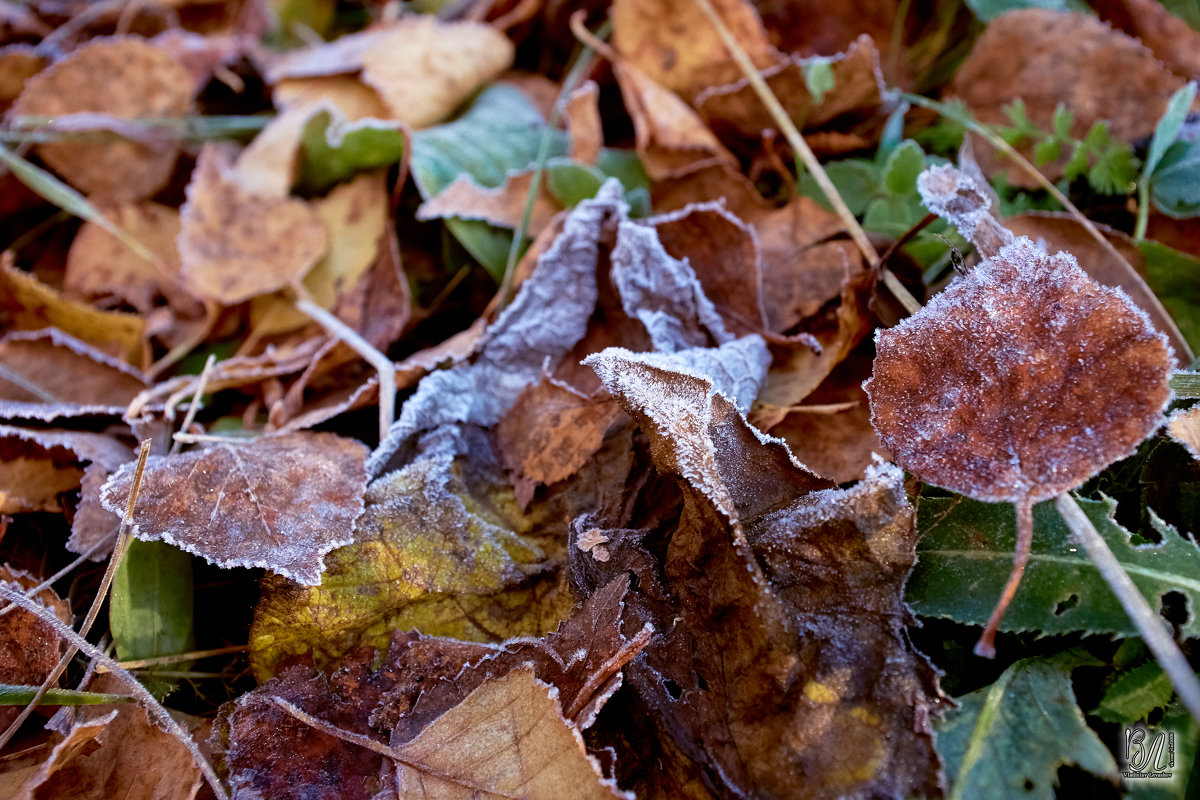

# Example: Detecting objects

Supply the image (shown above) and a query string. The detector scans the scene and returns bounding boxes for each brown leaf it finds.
[866,235,1172,504]
[611,0,777,103]
[951,9,1186,184]
[566,80,604,164]
[1092,0,1200,80]
[582,350,946,798]
[0,329,147,421]
[15,674,202,800]
[0,45,43,112]
[0,426,129,514]
[416,170,562,234]
[67,463,119,560]
[10,37,193,200]
[359,16,515,128]
[0,566,70,732]
[387,668,628,799]
[1168,406,1200,462]
[63,201,197,316]
[100,432,367,585]
[179,144,328,305]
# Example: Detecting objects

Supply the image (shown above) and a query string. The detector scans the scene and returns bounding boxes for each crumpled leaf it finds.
[359,16,514,128]
[250,429,570,679]
[0,566,70,732]
[100,432,367,585]
[14,673,203,800]
[0,329,147,421]
[179,144,328,305]
[386,668,629,799]
[951,9,1186,184]
[581,349,947,799]
[0,426,129,515]
[866,235,1172,504]
[907,494,1200,637]
[936,652,1117,799]
[10,37,193,200]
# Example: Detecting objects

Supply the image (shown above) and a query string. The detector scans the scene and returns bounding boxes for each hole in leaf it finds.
[662,678,682,700]
[696,672,709,691]
[1024,779,1035,791]
[1161,590,1189,627]
[1053,594,1079,616]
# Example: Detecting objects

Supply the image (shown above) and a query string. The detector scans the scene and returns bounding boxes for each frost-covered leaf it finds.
[936,652,1117,799]
[0,566,70,732]
[866,236,1172,504]
[1094,661,1175,723]
[10,37,193,200]
[100,432,367,586]
[0,425,129,515]
[250,431,572,679]
[907,494,1200,637]
[582,350,947,799]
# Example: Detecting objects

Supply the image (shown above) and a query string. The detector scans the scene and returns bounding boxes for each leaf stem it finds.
[975,498,1034,658]
[1054,493,1200,723]
[692,0,921,316]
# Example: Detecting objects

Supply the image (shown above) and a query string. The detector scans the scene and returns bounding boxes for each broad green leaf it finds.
[936,652,1117,799]
[0,685,134,706]
[1139,240,1200,352]
[409,86,568,279]
[907,494,1200,637]
[545,158,607,208]
[1145,82,1197,179]
[1094,661,1175,724]
[595,148,651,198]
[881,140,925,195]
[963,0,1088,22]
[800,158,881,215]
[111,539,195,697]
[298,109,407,192]
[1150,139,1200,218]
[1127,703,1200,799]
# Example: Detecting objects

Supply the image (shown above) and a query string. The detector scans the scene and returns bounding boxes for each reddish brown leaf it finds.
[100,432,367,585]
[1092,0,1200,80]
[0,566,70,732]
[0,426,129,515]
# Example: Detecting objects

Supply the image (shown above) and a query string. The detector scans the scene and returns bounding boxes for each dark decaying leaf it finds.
[0,566,70,732]
[100,432,368,585]
[581,349,947,799]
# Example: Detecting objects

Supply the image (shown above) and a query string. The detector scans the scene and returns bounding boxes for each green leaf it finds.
[1033,137,1061,166]
[1145,82,1197,180]
[545,159,606,208]
[0,685,134,706]
[1088,144,1138,194]
[1094,661,1175,723]
[862,193,928,237]
[1150,139,1200,218]
[1051,103,1074,141]
[1126,703,1200,799]
[298,109,407,193]
[800,158,881,214]
[111,539,195,697]
[409,86,569,280]
[803,59,835,106]
[963,0,1089,23]
[1063,141,1091,181]
[594,148,651,196]
[1139,240,1200,352]
[1000,99,1039,146]
[907,494,1200,637]
[936,652,1117,799]
[881,139,925,195]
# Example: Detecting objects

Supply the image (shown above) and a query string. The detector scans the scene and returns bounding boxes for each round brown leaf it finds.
[11,37,193,200]
[179,144,328,305]
[866,237,1172,503]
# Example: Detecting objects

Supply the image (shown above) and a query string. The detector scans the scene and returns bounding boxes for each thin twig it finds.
[0,585,228,800]
[105,644,247,671]
[1055,493,1200,723]
[0,440,152,751]
[170,353,216,456]
[691,0,921,316]
[295,299,395,443]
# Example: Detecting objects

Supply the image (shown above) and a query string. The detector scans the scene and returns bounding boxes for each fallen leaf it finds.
[936,653,1117,799]
[100,432,367,585]
[0,329,146,421]
[385,669,629,799]
[0,259,145,365]
[1169,406,1200,461]
[416,169,562,233]
[0,45,43,111]
[179,144,328,305]
[250,430,570,679]
[0,566,70,731]
[611,0,777,102]
[297,106,407,193]
[63,201,195,315]
[67,464,119,559]
[951,9,1186,184]
[359,16,514,128]
[566,81,604,164]
[263,26,395,82]
[274,75,391,120]
[15,673,203,800]
[10,37,193,200]
[1092,0,1200,81]
[583,349,946,799]
[0,425,129,514]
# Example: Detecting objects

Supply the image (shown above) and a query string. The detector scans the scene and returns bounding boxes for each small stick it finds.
[1055,493,1200,723]
[170,353,215,456]
[0,440,152,751]
[295,298,395,443]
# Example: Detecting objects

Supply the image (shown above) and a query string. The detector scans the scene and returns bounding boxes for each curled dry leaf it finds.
[1168,406,1200,461]
[359,16,514,128]
[100,432,368,585]
[581,349,946,799]
[0,425,129,515]
[951,9,1186,183]
[10,37,193,200]
[566,81,604,164]
[0,566,70,732]
[179,144,328,305]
